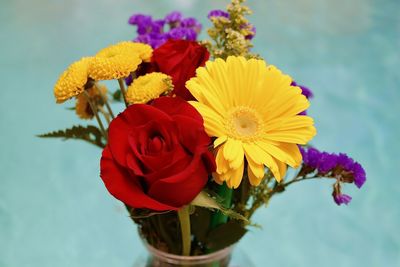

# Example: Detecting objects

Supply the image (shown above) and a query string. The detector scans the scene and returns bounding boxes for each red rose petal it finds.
[100,146,178,211]
[173,115,211,154]
[108,104,173,167]
[152,40,210,100]
[152,96,204,124]
[147,155,208,207]
[143,149,190,186]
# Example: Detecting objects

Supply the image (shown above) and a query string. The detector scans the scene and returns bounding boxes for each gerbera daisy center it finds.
[226,106,263,141]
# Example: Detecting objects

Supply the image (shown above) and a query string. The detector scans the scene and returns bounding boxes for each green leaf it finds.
[206,220,247,251]
[191,191,248,223]
[37,125,106,148]
[128,208,172,219]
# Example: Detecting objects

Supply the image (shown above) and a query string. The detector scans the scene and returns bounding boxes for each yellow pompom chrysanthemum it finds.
[118,41,153,62]
[75,84,108,120]
[54,57,92,103]
[89,42,143,80]
[126,72,173,104]
[186,56,317,188]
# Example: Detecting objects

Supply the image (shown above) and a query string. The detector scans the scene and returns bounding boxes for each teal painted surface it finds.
[0,0,399,266]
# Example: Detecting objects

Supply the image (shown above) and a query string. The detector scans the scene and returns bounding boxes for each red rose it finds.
[152,40,210,100]
[100,97,215,211]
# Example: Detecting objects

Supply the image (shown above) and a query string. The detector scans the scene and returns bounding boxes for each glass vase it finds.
[133,244,255,267]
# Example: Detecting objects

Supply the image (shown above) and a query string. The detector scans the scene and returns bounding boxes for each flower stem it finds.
[97,106,111,124]
[117,78,129,107]
[83,90,108,141]
[177,206,191,256]
[96,83,115,119]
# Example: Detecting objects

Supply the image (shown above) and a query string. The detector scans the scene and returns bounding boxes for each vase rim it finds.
[145,243,234,265]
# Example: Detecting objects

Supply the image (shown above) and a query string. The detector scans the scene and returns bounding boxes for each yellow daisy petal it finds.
[189,101,226,137]
[222,138,245,171]
[257,141,302,168]
[226,160,244,189]
[246,154,265,179]
[215,146,229,175]
[275,159,287,181]
[214,136,228,148]
[247,164,263,186]
[212,172,224,185]
[265,116,314,132]
[265,126,317,145]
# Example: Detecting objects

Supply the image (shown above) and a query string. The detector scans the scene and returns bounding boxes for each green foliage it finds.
[191,191,248,223]
[37,125,106,148]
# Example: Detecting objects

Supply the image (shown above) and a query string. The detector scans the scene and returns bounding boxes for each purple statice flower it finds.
[300,147,366,206]
[318,152,337,174]
[168,28,197,41]
[135,32,168,49]
[350,162,366,188]
[168,28,187,40]
[181,17,202,33]
[129,11,202,48]
[301,147,366,186]
[165,11,182,24]
[184,28,197,41]
[128,14,153,35]
[128,14,152,25]
[208,9,230,19]
[333,193,352,205]
[300,147,320,169]
[291,81,314,99]
[151,19,166,34]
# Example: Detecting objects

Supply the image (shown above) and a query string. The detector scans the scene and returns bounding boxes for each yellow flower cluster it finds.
[53,42,153,103]
[54,57,92,104]
[89,42,147,81]
[75,84,108,120]
[126,73,173,104]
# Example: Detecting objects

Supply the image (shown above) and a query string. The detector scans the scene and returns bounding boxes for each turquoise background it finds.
[1,0,399,266]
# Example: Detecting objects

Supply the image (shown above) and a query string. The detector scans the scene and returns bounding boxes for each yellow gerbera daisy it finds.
[75,84,108,119]
[186,56,317,188]
[54,57,92,103]
[89,42,142,80]
[125,72,173,104]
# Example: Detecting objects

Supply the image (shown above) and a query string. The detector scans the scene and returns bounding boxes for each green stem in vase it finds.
[209,183,233,229]
[177,205,191,256]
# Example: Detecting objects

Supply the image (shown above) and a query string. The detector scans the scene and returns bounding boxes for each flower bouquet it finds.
[40,0,366,266]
